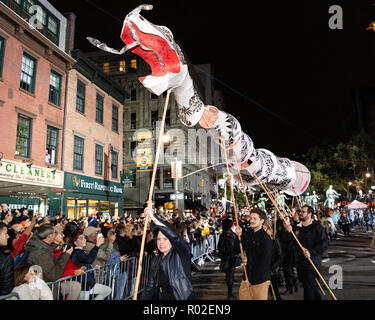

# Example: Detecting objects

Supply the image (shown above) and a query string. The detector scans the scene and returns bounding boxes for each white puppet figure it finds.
[276,191,289,210]
[257,193,269,212]
[324,185,340,209]
[310,191,320,210]
[87,4,310,196]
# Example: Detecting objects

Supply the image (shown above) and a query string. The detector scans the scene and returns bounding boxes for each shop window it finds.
[76,80,85,114]
[96,93,104,124]
[49,70,62,106]
[46,126,58,164]
[73,135,84,170]
[15,115,31,158]
[95,144,103,175]
[111,150,118,179]
[20,53,37,93]
[112,104,118,132]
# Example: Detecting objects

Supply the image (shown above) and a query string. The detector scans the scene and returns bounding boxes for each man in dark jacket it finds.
[218,218,241,300]
[0,222,14,296]
[284,205,328,300]
[25,224,72,283]
[236,208,274,300]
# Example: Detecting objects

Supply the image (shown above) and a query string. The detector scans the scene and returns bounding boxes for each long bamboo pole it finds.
[251,172,337,300]
[220,140,249,281]
[132,89,172,300]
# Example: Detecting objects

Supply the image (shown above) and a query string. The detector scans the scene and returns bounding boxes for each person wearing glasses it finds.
[25,224,73,283]
[141,207,194,300]
[283,205,328,300]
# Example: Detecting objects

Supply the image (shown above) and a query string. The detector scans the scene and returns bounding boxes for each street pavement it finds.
[192,227,375,300]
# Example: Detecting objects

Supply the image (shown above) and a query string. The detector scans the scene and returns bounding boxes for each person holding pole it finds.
[140,207,193,300]
[283,205,328,300]
[235,208,274,300]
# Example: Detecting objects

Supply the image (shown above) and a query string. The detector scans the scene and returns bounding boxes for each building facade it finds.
[0,0,74,214]
[86,51,213,216]
[51,49,126,220]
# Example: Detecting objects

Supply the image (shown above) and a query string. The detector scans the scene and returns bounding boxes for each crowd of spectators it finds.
[0,202,224,300]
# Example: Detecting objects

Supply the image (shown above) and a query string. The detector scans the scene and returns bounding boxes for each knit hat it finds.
[83,226,101,237]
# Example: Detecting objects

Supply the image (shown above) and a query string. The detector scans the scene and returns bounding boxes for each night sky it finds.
[49,0,375,159]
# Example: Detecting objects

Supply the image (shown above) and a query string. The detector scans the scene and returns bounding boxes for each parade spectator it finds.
[52,228,83,300]
[11,264,53,300]
[70,230,112,300]
[0,203,10,221]
[339,210,351,236]
[141,207,194,300]
[283,205,328,300]
[2,211,13,227]
[218,218,241,300]
[236,208,274,300]
[25,224,72,283]
[0,222,13,296]
[9,217,37,260]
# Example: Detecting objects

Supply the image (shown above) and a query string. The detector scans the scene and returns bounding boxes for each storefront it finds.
[51,172,124,220]
[0,159,64,216]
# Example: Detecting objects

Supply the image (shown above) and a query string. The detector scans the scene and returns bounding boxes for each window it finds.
[166,109,170,125]
[119,61,125,72]
[73,136,84,170]
[130,112,136,129]
[151,110,158,129]
[20,53,37,93]
[111,150,118,179]
[0,36,5,77]
[103,62,109,73]
[112,104,119,132]
[130,85,136,101]
[96,93,104,124]
[163,168,173,189]
[49,70,62,106]
[130,141,136,159]
[16,115,31,158]
[4,0,60,46]
[76,80,85,113]
[46,126,58,164]
[95,144,103,175]
[130,59,137,69]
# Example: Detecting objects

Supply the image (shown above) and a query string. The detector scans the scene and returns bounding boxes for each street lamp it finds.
[348,182,352,186]
[366,172,371,178]
[162,134,170,144]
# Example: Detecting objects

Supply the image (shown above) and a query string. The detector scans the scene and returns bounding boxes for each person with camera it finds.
[70,230,111,300]
[52,227,84,300]
[25,224,72,283]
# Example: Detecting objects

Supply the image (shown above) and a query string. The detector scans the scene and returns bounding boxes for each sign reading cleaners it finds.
[0,159,63,188]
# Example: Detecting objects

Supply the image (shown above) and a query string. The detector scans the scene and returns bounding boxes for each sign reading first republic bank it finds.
[0,159,64,188]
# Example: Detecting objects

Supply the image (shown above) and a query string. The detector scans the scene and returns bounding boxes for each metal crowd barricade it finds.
[0,293,19,300]
[46,254,153,300]
[190,233,221,271]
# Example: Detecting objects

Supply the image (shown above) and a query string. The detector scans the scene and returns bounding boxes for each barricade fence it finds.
[2,234,221,301]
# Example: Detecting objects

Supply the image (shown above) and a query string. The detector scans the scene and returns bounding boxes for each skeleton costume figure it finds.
[87,4,311,196]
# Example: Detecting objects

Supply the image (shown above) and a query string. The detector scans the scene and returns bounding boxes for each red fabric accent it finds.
[53,249,80,278]
[300,180,309,192]
[11,233,29,259]
[121,22,180,80]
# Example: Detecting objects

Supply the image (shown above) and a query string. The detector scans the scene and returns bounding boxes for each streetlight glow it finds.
[366,172,371,178]
[162,134,170,143]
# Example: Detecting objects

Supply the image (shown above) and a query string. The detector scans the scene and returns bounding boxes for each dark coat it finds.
[71,246,99,291]
[271,236,283,276]
[292,221,328,270]
[25,236,70,282]
[241,228,274,285]
[218,230,241,268]
[141,215,193,300]
[0,248,14,296]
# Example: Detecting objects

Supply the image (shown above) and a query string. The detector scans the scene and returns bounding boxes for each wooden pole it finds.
[315,278,326,296]
[251,172,338,300]
[270,283,277,300]
[132,89,172,300]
